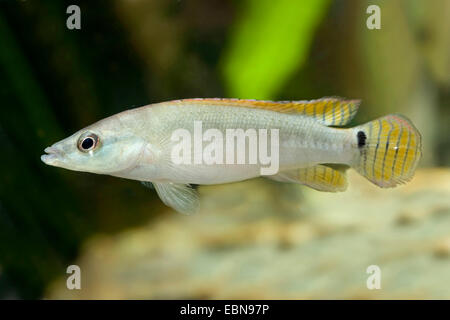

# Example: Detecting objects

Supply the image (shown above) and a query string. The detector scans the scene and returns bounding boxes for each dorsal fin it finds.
[176,97,360,127]
[267,164,348,192]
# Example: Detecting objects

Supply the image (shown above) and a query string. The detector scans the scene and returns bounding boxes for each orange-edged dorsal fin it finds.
[176,97,360,127]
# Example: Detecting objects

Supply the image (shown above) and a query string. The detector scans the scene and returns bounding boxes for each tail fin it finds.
[352,114,422,188]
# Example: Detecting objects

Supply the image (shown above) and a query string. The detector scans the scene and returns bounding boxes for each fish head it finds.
[41,117,149,174]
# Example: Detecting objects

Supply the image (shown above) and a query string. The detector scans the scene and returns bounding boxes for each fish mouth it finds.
[41,146,62,165]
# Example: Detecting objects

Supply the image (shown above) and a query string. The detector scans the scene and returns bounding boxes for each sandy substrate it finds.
[47,168,450,299]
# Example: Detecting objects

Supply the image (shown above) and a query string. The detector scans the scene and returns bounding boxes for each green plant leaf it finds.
[222,0,330,99]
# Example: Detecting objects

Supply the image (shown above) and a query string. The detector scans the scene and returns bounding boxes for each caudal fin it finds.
[352,114,422,188]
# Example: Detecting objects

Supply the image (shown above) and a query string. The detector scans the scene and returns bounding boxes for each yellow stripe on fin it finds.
[353,114,422,188]
[267,164,348,192]
[177,97,360,127]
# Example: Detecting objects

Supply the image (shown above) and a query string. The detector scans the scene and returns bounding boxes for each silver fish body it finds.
[41,98,422,214]
[110,103,354,184]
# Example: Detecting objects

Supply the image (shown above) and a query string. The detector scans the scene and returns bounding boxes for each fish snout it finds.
[41,146,63,165]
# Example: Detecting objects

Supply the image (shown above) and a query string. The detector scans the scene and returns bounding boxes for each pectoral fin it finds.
[152,182,199,215]
[268,165,348,192]
[141,181,155,189]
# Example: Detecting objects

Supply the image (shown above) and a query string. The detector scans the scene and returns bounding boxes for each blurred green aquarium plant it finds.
[223,0,330,99]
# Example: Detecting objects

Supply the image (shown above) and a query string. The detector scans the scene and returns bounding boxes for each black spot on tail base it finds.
[357,131,367,148]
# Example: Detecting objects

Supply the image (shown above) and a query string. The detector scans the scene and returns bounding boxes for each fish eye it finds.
[77,133,99,152]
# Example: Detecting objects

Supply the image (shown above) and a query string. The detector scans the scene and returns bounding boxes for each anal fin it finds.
[268,164,348,192]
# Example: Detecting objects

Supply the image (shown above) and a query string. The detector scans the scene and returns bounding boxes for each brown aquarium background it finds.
[0,0,449,299]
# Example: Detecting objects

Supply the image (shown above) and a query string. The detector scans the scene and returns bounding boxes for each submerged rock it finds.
[47,169,450,299]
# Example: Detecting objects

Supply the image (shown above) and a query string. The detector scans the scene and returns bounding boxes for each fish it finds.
[41,97,422,214]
